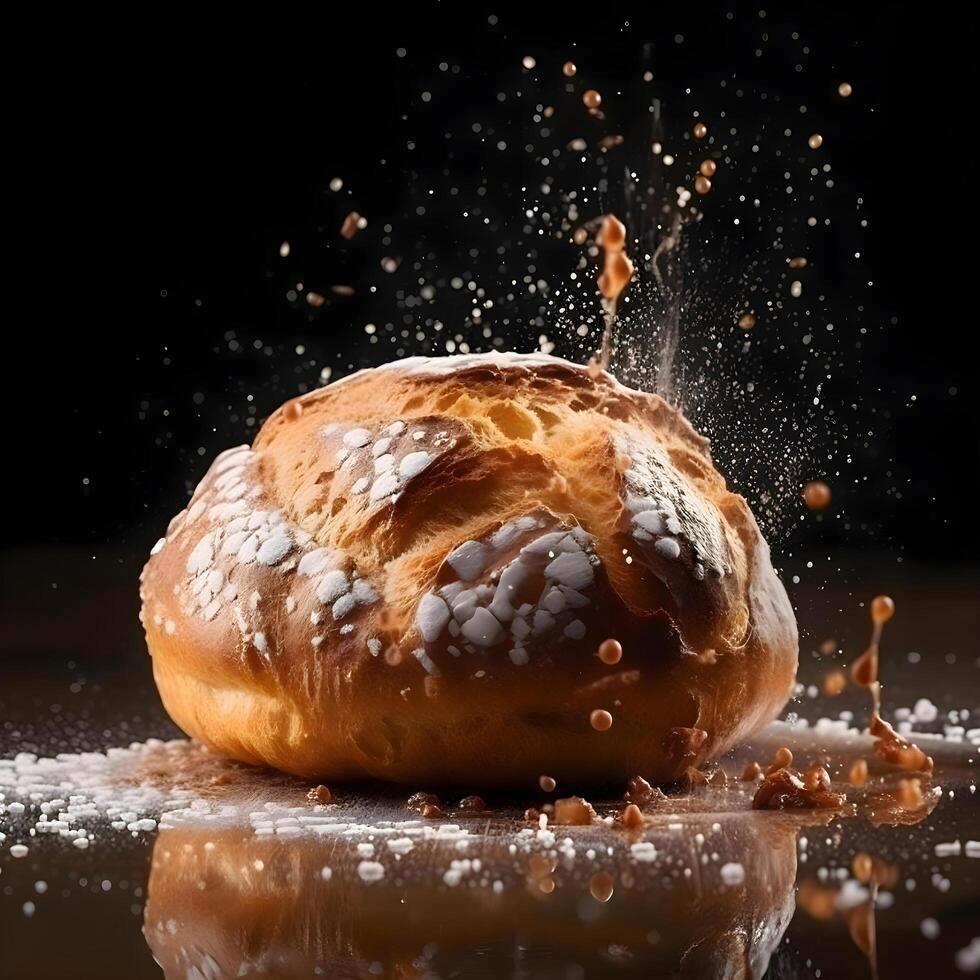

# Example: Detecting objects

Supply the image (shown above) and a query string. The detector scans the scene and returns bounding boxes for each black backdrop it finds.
[7,2,979,570]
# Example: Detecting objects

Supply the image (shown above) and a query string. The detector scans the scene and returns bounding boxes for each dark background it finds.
[3,3,978,686]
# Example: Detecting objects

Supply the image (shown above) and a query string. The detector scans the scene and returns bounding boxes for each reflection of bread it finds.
[140,352,797,786]
[144,818,799,980]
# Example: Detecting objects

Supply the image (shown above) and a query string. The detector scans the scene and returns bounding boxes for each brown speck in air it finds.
[738,312,756,331]
[694,175,712,195]
[582,89,601,109]
[538,775,557,793]
[699,159,717,177]
[871,595,895,624]
[305,291,326,308]
[563,61,577,77]
[838,81,853,97]
[788,256,808,269]
[457,795,486,812]
[572,227,588,245]
[808,133,823,149]
[692,121,708,139]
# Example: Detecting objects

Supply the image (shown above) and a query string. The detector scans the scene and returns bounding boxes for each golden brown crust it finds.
[140,352,797,786]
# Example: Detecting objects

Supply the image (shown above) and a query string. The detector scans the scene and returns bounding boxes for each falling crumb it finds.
[808,133,824,149]
[538,775,557,793]
[340,212,366,239]
[305,291,326,308]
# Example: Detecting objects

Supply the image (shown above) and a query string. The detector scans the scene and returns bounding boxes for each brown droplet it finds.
[284,399,304,421]
[737,312,756,331]
[808,133,823,149]
[692,121,708,139]
[619,803,644,829]
[819,638,838,656]
[741,761,763,781]
[694,175,712,195]
[823,670,847,696]
[567,137,588,152]
[554,796,597,825]
[849,758,869,786]
[457,795,486,811]
[788,256,808,269]
[305,291,326,308]
[543,105,555,118]
[597,214,626,250]
[331,284,355,296]
[598,250,634,300]
[572,227,588,245]
[340,211,366,239]
[589,871,615,903]
[851,645,878,687]
[307,784,332,804]
[803,480,832,511]
[699,159,717,177]
[803,764,831,793]
[870,595,895,624]
[767,746,794,774]
[852,852,874,883]
[590,709,613,731]
[524,807,541,822]
[538,775,557,793]
[897,777,923,807]
[582,89,602,109]
[838,81,853,98]
[562,61,577,77]
[598,638,623,665]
